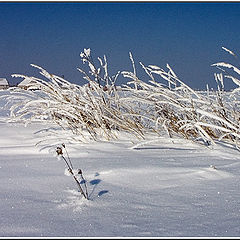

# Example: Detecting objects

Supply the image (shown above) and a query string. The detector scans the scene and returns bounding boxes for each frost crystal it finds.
[222,46,236,57]
[84,48,91,57]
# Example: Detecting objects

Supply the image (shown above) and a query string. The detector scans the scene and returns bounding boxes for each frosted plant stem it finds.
[62,143,73,169]
[62,156,88,199]
[56,147,88,199]
[78,169,89,199]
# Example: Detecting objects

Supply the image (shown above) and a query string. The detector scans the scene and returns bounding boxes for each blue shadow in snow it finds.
[98,190,109,197]
[80,179,86,184]
[88,176,109,199]
[90,179,101,185]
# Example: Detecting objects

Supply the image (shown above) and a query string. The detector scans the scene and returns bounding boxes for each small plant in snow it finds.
[56,143,89,199]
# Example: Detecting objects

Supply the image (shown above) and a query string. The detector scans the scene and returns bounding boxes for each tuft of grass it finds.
[6,49,145,143]
[2,47,240,150]
[121,48,240,149]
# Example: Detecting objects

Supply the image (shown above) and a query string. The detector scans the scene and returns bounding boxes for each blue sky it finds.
[1,2,240,90]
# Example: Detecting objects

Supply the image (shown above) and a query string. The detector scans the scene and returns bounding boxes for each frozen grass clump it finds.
[121,48,240,149]
[3,49,145,143]
[2,47,240,150]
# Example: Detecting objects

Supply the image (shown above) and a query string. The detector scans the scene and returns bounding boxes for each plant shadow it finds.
[98,190,109,197]
[90,179,101,185]
[88,172,109,199]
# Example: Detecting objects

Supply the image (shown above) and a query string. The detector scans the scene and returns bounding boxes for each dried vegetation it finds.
[2,47,240,150]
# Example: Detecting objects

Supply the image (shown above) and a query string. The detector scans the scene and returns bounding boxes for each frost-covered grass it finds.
[2,47,240,151]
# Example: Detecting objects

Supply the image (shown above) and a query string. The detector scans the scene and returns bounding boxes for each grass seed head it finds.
[56,147,63,155]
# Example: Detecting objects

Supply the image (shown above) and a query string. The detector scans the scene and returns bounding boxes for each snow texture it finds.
[0,105,240,237]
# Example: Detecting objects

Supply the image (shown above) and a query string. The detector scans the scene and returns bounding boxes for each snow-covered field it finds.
[1,92,240,237]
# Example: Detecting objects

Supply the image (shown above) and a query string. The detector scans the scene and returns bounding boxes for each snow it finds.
[1,91,240,237]
[0,78,8,86]
[17,78,35,87]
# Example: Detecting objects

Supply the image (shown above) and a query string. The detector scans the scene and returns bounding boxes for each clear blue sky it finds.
[1,1,240,90]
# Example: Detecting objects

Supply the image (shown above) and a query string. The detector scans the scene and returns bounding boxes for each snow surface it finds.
[1,92,240,237]
[0,78,8,86]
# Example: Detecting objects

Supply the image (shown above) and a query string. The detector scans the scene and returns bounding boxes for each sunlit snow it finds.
[1,90,240,237]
